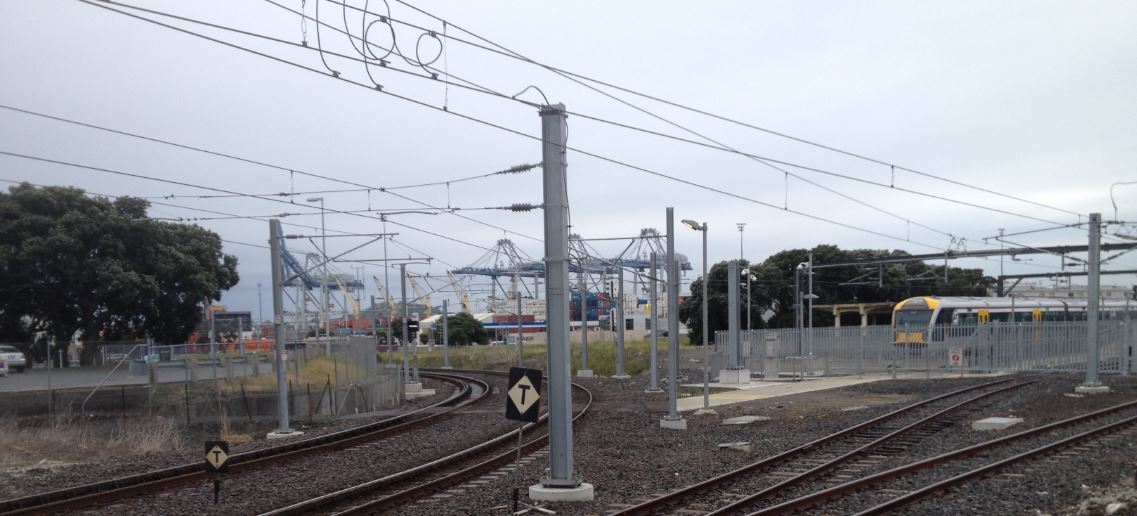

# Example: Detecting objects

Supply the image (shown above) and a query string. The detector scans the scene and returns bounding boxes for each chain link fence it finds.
[3,337,402,428]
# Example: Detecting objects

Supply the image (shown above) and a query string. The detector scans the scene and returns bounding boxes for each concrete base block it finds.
[1075,384,1111,394]
[660,417,687,430]
[528,482,595,502]
[610,374,631,380]
[717,441,751,453]
[266,430,304,440]
[718,369,752,384]
[721,415,771,426]
[577,369,594,378]
[405,389,436,400]
[404,382,423,392]
[440,366,454,369]
[644,388,664,394]
[693,408,718,416]
[972,416,1024,431]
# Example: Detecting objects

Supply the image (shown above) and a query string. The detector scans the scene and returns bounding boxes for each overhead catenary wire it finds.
[0,177,378,239]
[274,0,1046,235]
[335,1,962,239]
[77,0,1059,249]
[388,0,1083,220]
[75,0,953,254]
[0,100,540,242]
[0,177,290,250]
[0,150,508,260]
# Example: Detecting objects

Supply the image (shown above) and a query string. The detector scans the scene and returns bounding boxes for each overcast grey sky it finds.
[2,0,1135,317]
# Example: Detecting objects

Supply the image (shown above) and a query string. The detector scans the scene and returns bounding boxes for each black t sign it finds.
[505,367,542,423]
[204,440,230,472]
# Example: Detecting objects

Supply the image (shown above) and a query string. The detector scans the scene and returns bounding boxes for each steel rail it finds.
[260,369,592,516]
[856,413,1137,515]
[747,398,1137,515]
[0,372,486,515]
[612,378,1014,515]
[706,381,1031,515]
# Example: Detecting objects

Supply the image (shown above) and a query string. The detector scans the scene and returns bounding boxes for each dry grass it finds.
[234,354,363,393]
[397,339,680,376]
[0,414,186,469]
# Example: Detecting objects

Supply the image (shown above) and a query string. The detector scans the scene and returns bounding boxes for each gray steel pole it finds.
[794,265,802,380]
[382,223,393,366]
[516,273,524,368]
[728,260,740,369]
[615,266,626,376]
[807,253,814,374]
[1085,212,1102,386]
[665,207,682,422]
[320,199,330,356]
[269,220,292,433]
[701,224,709,408]
[746,268,751,333]
[257,283,263,339]
[539,104,580,488]
[442,299,450,369]
[578,268,589,372]
[649,252,660,391]
[400,263,410,384]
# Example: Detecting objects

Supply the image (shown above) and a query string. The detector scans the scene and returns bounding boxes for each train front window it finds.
[896,310,933,328]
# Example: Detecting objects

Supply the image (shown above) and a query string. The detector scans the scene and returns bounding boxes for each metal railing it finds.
[716,320,1136,376]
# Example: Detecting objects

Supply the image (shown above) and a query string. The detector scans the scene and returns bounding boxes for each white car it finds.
[0,345,28,373]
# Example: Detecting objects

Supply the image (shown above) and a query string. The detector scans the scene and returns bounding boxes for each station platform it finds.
[676,371,1008,412]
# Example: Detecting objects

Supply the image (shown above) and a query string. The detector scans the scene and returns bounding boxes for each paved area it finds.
[0,361,262,393]
[676,371,1009,412]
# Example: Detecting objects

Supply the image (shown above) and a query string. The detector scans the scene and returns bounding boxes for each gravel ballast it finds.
[5,362,1137,515]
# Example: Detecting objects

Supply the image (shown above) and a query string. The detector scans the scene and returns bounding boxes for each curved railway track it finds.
[752,398,1137,515]
[261,368,594,515]
[0,372,489,515]
[613,378,1027,516]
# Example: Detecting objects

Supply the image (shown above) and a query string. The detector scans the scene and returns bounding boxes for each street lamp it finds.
[742,268,756,331]
[742,268,756,357]
[736,222,746,261]
[307,197,330,355]
[682,218,712,412]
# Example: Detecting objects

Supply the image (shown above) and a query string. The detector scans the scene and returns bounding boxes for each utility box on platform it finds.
[763,334,780,380]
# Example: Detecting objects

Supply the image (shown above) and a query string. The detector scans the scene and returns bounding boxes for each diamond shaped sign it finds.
[204,441,230,472]
[505,367,542,423]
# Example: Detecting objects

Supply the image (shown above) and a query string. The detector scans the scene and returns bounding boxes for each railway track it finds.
[611,378,1027,516]
[751,398,1137,515]
[260,368,594,515]
[0,372,488,515]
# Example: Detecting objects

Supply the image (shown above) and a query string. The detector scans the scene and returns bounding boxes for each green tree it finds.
[679,259,767,345]
[444,312,488,346]
[680,245,994,337]
[0,183,239,364]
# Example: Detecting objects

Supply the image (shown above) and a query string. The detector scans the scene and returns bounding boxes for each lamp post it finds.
[682,219,712,413]
[794,263,804,380]
[736,222,746,261]
[307,197,330,355]
[257,282,263,339]
[744,268,755,331]
[737,223,748,345]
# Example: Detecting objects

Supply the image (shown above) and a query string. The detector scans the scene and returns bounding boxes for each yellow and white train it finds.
[892,296,1136,345]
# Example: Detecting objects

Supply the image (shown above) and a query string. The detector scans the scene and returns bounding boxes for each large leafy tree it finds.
[0,183,239,364]
[680,245,993,342]
[444,312,488,346]
[679,259,768,345]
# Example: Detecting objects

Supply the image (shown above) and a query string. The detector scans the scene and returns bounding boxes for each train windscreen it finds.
[895,310,933,327]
